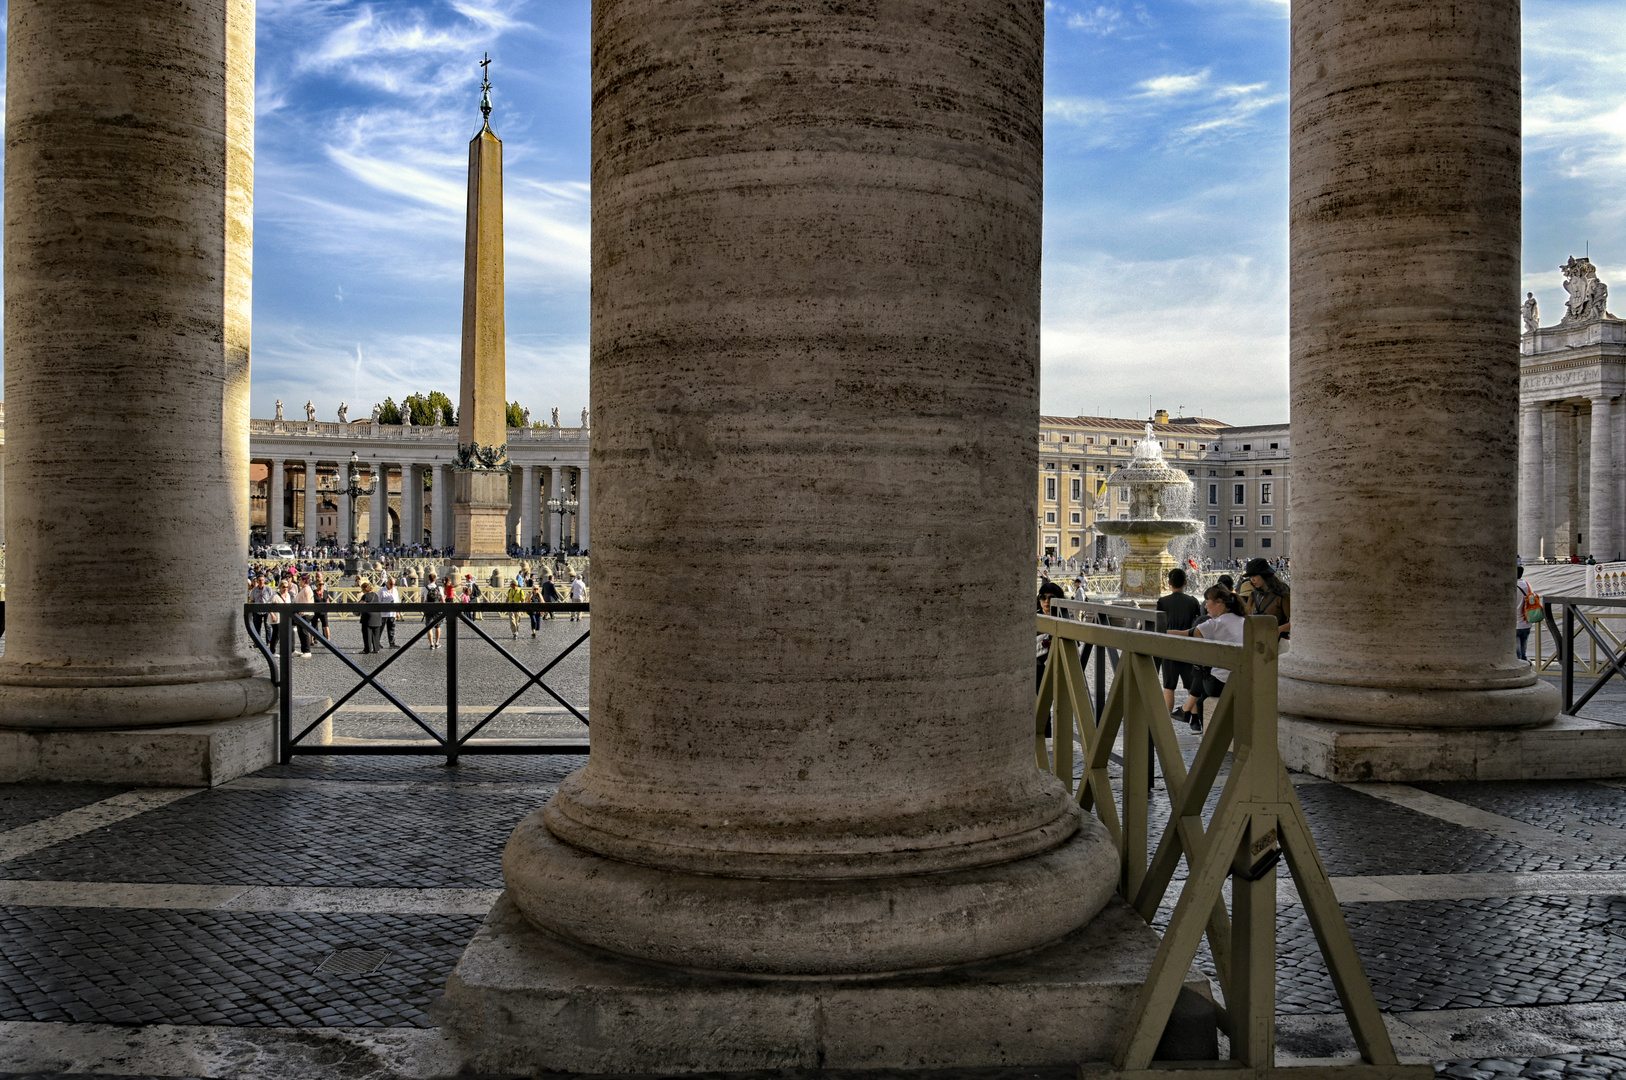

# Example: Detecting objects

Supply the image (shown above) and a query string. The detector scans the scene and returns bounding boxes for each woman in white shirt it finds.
[1168,585,1246,733]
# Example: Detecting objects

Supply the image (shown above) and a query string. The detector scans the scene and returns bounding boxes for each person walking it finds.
[268,577,291,649]
[248,573,273,642]
[1155,568,1203,719]
[1516,564,1535,662]
[310,577,332,645]
[381,576,400,648]
[292,573,315,658]
[541,574,560,619]
[506,578,527,639]
[569,573,587,620]
[358,578,383,654]
[467,574,483,618]
[527,583,544,637]
[423,572,443,650]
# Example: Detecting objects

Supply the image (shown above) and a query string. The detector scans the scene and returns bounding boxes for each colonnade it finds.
[253,458,588,551]
[1518,397,1626,563]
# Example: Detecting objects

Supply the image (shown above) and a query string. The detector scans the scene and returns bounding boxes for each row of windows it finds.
[1207,482,1274,506]
[1207,514,1275,528]
[1040,432,1284,453]
[1207,537,1275,549]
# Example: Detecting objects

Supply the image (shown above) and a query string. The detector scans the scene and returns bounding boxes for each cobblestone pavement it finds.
[2,654,1625,1076]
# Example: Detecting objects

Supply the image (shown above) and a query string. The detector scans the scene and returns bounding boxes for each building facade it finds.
[1518,258,1626,562]
[1037,410,1291,562]
[248,416,590,552]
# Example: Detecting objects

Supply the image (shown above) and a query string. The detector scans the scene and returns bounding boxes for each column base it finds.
[1278,674,1560,729]
[0,697,330,786]
[502,806,1118,974]
[441,891,1217,1073]
[1279,712,1626,782]
[0,675,275,731]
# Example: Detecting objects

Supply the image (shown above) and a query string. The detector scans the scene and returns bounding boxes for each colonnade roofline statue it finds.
[1560,256,1614,324]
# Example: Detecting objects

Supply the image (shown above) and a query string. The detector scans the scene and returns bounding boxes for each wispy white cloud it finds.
[1138,70,1210,98]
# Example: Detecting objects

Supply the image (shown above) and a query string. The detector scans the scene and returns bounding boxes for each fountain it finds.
[1094,423,1203,601]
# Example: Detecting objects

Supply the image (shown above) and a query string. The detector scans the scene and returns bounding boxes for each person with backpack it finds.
[1517,565,1542,662]
[423,572,444,650]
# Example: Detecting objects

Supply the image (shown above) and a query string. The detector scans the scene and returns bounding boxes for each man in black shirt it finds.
[1156,568,1203,717]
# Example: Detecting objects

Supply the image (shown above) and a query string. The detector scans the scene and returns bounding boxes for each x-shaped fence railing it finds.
[244,602,591,764]
[1545,595,1626,718]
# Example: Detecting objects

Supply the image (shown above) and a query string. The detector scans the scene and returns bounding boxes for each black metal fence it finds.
[244,602,591,765]
[1543,594,1626,717]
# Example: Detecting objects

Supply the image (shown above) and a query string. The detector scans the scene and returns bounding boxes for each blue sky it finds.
[0,0,1623,427]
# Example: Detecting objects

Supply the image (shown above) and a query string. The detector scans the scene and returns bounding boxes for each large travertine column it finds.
[432,464,453,550]
[1518,402,1544,562]
[1281,0,1556,727]
[1590,398,1616,561]
[369,466,388,549]
[1544,405,1559,559]
[267,459,284,543]
[502,0,1115,975]
[304,462,318,547]
[0,0,272,728]
[575,464,590,551]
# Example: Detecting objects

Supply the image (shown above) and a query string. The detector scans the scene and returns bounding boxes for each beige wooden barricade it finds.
[1036,611,1428,1080]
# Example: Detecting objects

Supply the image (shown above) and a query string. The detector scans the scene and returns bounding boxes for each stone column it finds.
[576,463,590,551]
[1579,411,1592,554]
[432,464,453,550]
[521,465,539,552]
[267,459,284,544]
[304,462,318,547]
[1558,406,1577,557]
[1518,402,1545,562]
[1543,405,1559,559]
[366,465,384,548]
[1280,0,1555,727]
[499,0,1113,976]
[0,0,272,729]
[544,467,561,551]
[404,464,422,547]
[1591,397,1615,561]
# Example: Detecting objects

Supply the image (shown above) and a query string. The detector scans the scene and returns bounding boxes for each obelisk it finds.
[452,55,511,565]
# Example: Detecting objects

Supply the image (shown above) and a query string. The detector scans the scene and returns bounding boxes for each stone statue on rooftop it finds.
[522,407,531,427]
[1522,293,1539,333]
[338,402,348,424]
[582,407,590,428]
[371,403,382,423]
[401,404,411,430]
[304,400,316,422]
[434,406,444,428]
[274,399,283,421]
[1561,256,1614,323]
[551,407,560,427]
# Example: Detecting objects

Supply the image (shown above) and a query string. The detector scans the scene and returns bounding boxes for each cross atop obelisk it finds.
[451,54,510,564]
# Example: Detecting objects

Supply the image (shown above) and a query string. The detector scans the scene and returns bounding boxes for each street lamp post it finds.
[545,484,579,556]
[345,450,376,554]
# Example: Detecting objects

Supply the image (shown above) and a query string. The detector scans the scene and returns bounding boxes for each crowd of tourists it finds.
[245,563,589,657]
[1035,558,1290,736]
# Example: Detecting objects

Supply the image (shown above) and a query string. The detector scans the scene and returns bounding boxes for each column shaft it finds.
[522,465,539,551]
[1543,405,1558,559]
[1591,398,1615,561]
[267,459,284,543]
[0,0,272,727]
[432,464,452,549]
[304,462,318,547]
[1518,402,1544,562]
[1558,407,1577,557]
[1280,0,1555,727]
[576,463,590,551]
[503,0,1112,976]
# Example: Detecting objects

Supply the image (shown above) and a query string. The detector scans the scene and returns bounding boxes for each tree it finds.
[395,391,454,427]
[507,400,525,429]
[377,397,403,425]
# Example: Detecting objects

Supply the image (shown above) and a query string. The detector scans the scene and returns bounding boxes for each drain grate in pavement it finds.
[315,947,390,975]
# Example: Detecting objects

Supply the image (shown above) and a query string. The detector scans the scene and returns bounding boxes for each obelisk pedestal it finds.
[0,0,276,785]
[444,3,1215,1070]
[450,73,512,571]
